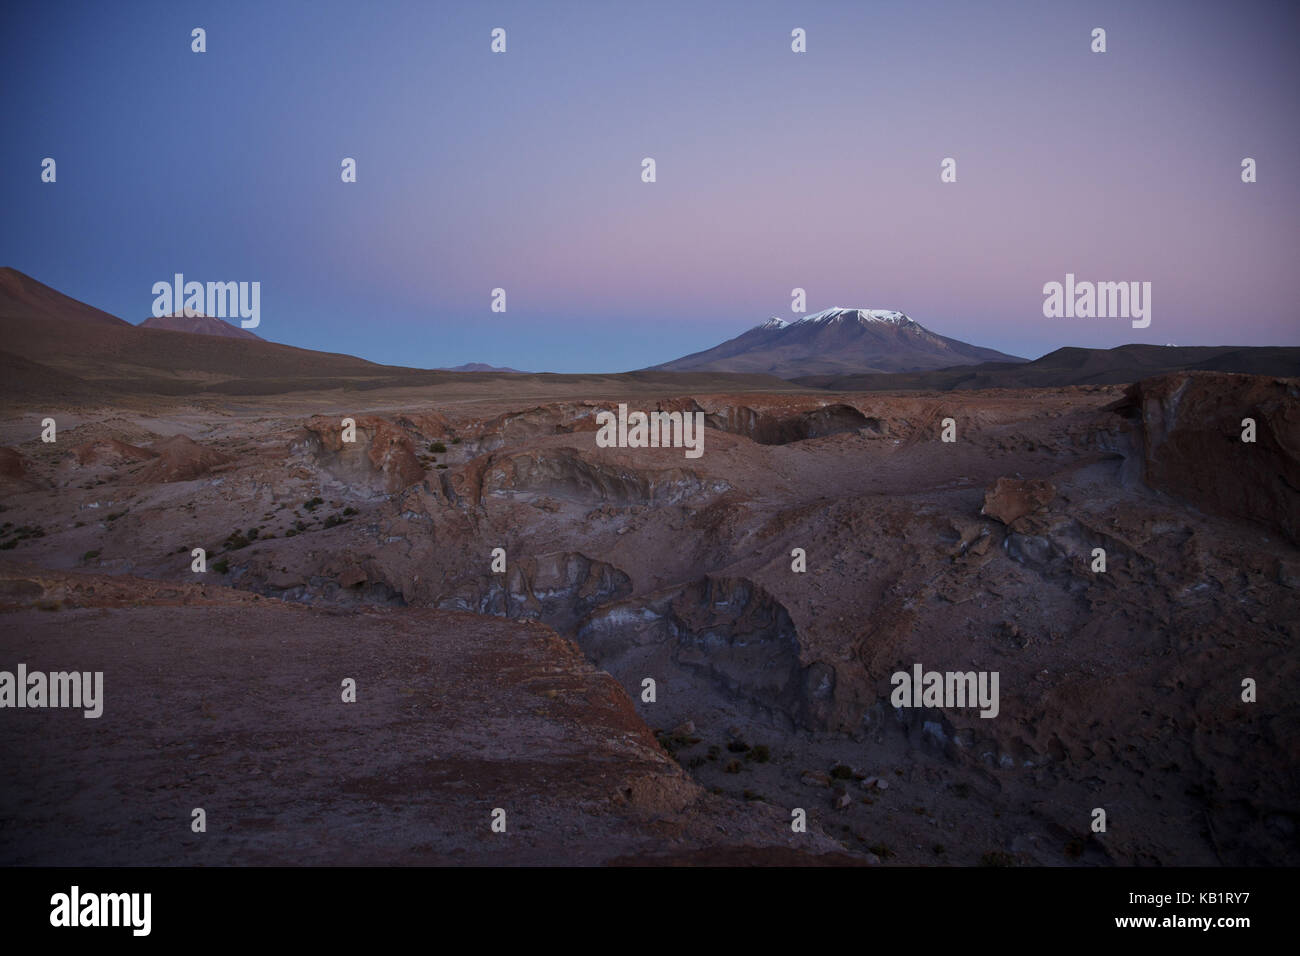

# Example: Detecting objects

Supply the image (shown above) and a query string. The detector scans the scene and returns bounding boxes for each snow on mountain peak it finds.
[757,316,789,330]
[801,308,913,326]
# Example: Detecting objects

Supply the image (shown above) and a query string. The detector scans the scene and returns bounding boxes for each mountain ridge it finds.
[792,343,1300,390]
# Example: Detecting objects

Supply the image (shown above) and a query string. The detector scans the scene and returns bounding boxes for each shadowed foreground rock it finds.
[0,563,837,865]
[1112,372,1300,545]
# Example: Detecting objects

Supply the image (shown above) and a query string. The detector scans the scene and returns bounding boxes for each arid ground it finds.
[2,370,1296,865]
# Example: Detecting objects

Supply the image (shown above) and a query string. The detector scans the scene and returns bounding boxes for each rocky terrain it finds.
[2,369,1296,866]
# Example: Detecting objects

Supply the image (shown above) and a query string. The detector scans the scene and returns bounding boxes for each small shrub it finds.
[429,441,447,453]
[342,506,358,516]
[212,558,229,574]
[746,744,771,763]
[723,760,742,774]
[726,740,750,754]
[82,550,101,562]
[303,497,324,512]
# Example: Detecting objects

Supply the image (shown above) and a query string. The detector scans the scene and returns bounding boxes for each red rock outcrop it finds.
[71,438,156,467]
[133,435,231,483]
[297,415,425,494]
[1113,372,1300,544]
[0,447,37,493]
[981,477,1056,528]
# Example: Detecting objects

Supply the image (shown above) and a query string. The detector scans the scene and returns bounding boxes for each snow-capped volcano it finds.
[799,308,914,327]
[651,308,1025,378]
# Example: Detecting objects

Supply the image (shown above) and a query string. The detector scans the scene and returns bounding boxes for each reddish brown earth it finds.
[1,371,1297,866]
[1110,372,1300,545]
[0,563,840,865]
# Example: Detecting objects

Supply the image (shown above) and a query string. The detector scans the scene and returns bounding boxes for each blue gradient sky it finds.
[2,0,1297,372]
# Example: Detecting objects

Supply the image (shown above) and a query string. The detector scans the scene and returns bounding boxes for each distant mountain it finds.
[440,363,526,373]
[0,268,792,401]
[0,267,412,400]
[793,343,1300,391]
[651,308,1025,378]
[140,310,263,341]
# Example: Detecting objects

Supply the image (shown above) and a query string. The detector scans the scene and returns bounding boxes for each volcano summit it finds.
[652,308,1025,378]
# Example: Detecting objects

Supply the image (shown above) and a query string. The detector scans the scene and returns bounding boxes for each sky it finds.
[1,0,1297,372]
